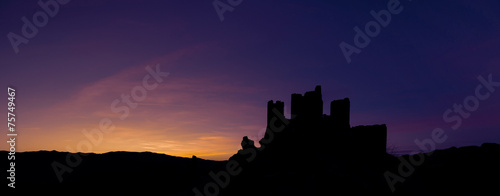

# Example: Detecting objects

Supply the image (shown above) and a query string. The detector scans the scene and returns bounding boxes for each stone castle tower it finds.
[252,85,387,158]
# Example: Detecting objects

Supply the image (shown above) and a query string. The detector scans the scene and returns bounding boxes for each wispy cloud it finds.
[14,45,266,160]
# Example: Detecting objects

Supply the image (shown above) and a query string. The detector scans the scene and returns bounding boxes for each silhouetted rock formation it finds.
[241,136,256,150]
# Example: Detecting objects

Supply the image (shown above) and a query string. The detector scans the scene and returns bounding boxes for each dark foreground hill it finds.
[391,143,500,195]
[1,150,226,195]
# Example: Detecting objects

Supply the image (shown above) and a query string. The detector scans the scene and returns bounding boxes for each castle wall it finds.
[351,124,387,155]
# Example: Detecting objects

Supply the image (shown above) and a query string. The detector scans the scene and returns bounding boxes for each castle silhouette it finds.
[236,85,387,158]
[224,85,391,195]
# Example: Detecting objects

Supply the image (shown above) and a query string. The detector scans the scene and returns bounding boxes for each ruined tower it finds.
[291,93,303,117]
[331,98,350,129]
[291,85,323,119]
[267,100,284,126]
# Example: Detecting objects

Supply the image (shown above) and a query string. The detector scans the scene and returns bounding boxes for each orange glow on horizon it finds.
[3,62,266,161]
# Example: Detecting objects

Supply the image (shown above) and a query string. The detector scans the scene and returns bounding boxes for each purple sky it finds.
[1,0,499,160]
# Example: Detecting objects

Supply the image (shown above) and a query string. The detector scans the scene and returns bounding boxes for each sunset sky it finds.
[1,0,499,160]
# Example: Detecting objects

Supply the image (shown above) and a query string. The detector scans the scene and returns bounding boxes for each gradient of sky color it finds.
[1,0,499,160]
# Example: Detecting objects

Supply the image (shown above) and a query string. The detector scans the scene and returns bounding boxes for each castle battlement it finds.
[257,85,387,157]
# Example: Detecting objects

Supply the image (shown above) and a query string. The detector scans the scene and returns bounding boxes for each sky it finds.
[1,0,499,160]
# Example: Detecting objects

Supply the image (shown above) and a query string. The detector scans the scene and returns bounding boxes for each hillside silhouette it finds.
[2,150,227,194]
[3,86,500,195]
